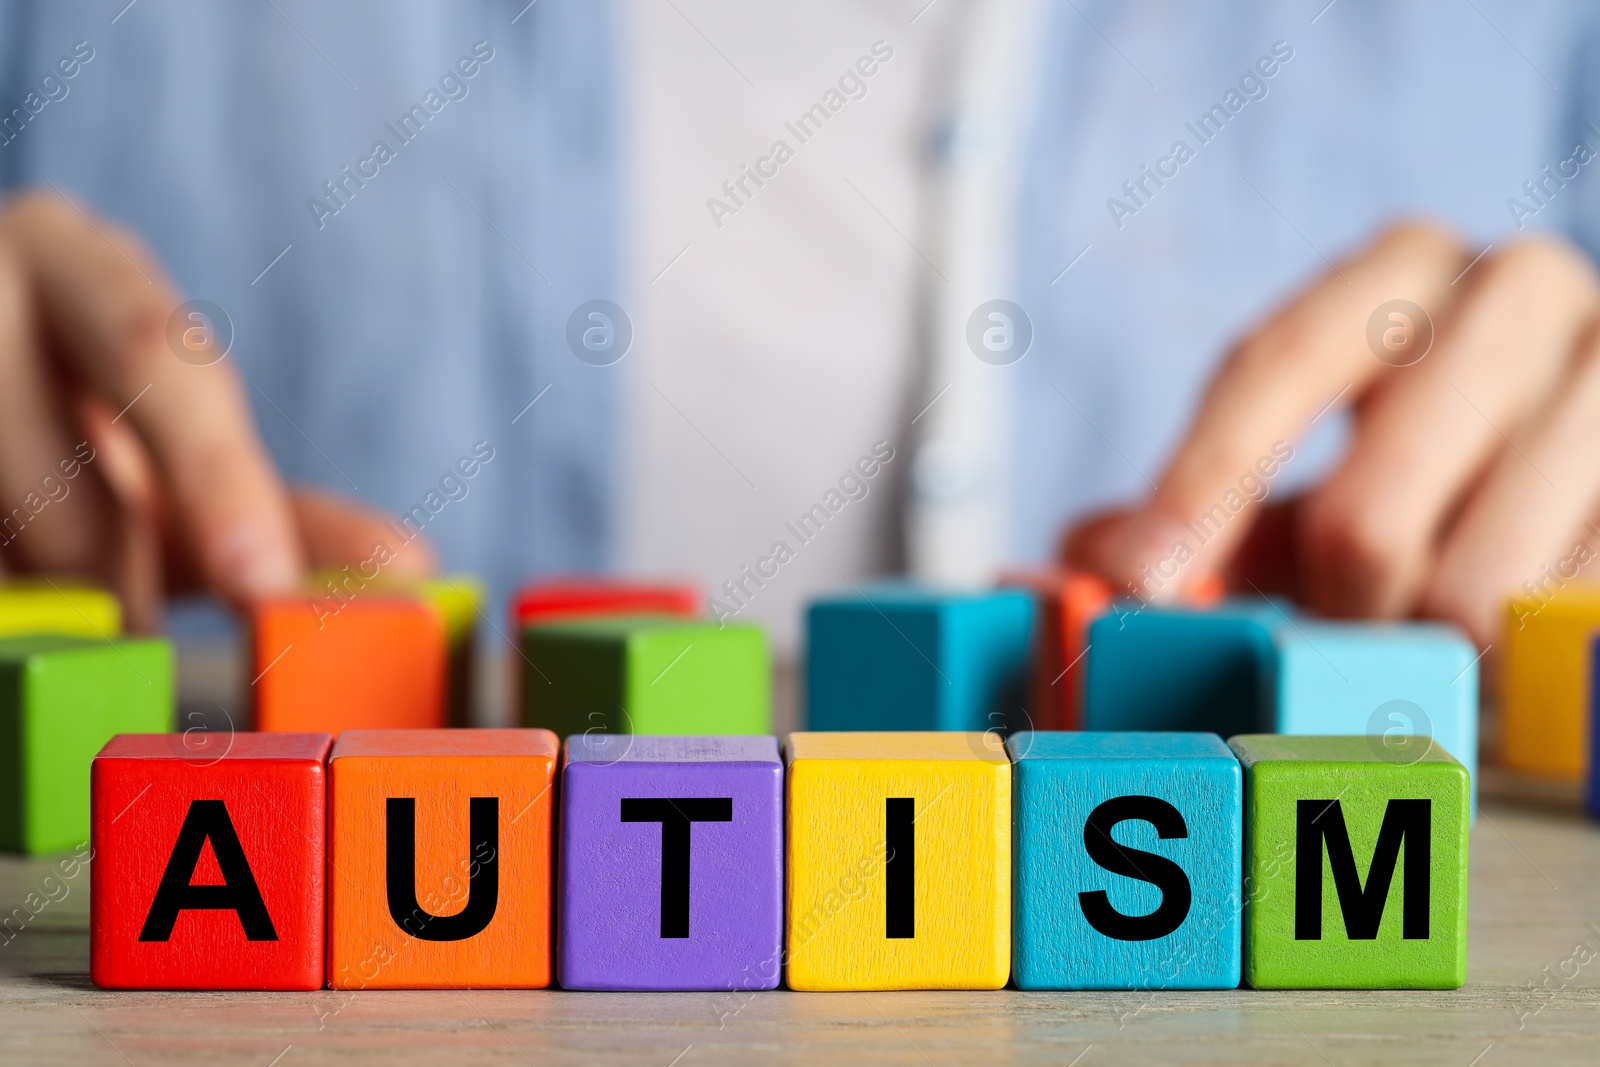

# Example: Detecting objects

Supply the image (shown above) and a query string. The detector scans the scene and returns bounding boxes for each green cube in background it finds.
[1230,734,1468,989]
[0,635,172,854]
[521,615,769,737]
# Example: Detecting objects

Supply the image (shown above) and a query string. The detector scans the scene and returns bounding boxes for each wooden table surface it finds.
[0,783,1595,1066]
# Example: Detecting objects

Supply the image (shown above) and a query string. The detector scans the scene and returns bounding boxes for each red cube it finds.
[91,732,331,990]
[510,578,699,628]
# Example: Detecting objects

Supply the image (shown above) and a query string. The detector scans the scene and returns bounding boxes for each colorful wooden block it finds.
[806,585,1034,732]
[327,728,557,988]
[1271,621,1479,809]
[90,732,330,989]
[421,576,484,728]
[785,731,1010,990]
[0,635,171,854]
[512,579,700,627]
[251,594,446,734]
[0,580,121,638]
[309,572,483,727]
[522,617,769,738]
[1589,634,1600,818]
[1000,570,1111,731]
[1008,731,1241,989]
[1084,598,1283,736]
[558,735,782,991]
[1230,735,1468,989]
[1501,588,1600,781]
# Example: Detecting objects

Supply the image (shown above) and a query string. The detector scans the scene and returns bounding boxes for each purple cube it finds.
[558,734,783,991]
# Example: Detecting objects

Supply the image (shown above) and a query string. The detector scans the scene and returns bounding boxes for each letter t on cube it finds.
[558,735,783,990]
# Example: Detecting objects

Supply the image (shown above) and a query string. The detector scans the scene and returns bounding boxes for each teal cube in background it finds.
[1084,598,1284,736]
[805,584,1033,732]
[1009,731,1242,989]
[1271,621,1479,810]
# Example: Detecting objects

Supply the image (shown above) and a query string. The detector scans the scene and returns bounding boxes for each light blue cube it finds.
[805,584,1033,731]
[1009,731,1242,990]
[1084,598,1284,736]
[1270,621,1479,809]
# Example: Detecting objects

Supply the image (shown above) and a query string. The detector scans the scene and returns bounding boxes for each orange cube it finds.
[1001,569,1111,731]
[327,729,558,989]
[251,596,446,735]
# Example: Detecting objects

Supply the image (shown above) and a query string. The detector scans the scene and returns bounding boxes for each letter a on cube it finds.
[785,732,1010,990]
[559,735,782,990]
[91,732,331,990]
[1231,735,1468,989]
[327,729,557,988]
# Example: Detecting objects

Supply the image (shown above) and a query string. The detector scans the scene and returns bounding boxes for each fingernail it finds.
[210,521,301,599]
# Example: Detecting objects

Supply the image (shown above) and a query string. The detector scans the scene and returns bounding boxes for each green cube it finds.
[521,615,769,737]
[1230,735,1468,989]
[0,635,172,854]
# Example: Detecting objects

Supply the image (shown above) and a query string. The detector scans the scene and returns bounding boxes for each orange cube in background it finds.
[251,596,446,734]
[327,729,558,989]
[1001,570,1112,731]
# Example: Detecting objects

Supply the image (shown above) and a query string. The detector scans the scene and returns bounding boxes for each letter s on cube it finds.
[1009,731,1241,990]
[91,732,332,990]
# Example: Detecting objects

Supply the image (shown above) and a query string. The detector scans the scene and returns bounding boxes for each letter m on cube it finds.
[1231,735,1467,989]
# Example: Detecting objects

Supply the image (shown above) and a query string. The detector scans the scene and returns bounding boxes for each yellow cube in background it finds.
[1501,589,1600,781]
[0,580,121,639]
[784,731,1010,991]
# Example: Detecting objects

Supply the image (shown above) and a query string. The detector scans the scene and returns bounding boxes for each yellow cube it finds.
[784,731,1010,990]
[1501,589,1600,781]
[0,580,120,639]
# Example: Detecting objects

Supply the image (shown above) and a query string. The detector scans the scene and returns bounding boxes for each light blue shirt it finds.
[0,0,620,604]
[1011,0,1600,562]
[4,0,1598,601]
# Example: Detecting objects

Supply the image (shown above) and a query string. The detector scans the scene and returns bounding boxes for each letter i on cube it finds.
[785,732,1010,991]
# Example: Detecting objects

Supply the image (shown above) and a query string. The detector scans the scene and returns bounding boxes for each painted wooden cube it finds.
[511,579,700,627]
[1501,588,1600,781]
[91,732,330,989]
[1272,621,1479,808]
[309,572,483,728]
[1230,735,1468,989]
[327,728,557,989]
[522,617,769,737]
[0,580,121,638]
[559,735,783,991]
[785,731,1010,990]
[1009,731,1241,989]
[251,594,446,734]
[1084,598,1283,735]
[1000,570,1111,731]
[1589,634,1600,819]
[1,635,171,854]
[806,585,1034,732]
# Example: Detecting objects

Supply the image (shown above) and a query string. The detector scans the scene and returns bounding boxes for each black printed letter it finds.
[139,799,276,941]
[620,797,733,938]
[1078,795,1192,941]
[386,796,499,941]
[1296,798,1430,940]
